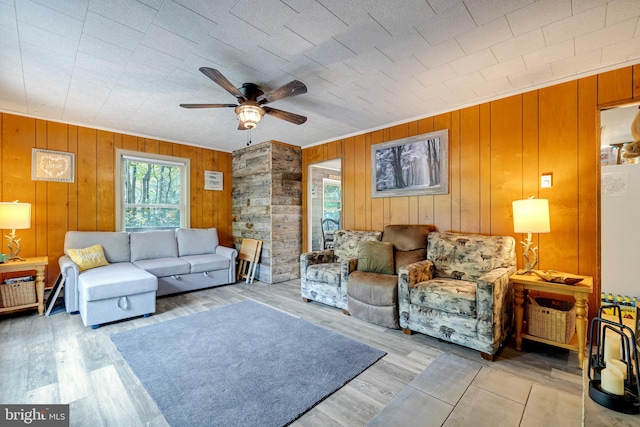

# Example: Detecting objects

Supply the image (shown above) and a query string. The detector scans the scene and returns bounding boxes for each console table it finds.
[511,273,593,369]
[0,256,48,316]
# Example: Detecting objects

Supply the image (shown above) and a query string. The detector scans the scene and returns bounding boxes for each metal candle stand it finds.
[587,305,640,414]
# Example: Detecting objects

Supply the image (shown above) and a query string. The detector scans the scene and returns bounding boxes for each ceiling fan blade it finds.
[180,103,237,108]
[263,106,307,125]
[199,67,246,101]
[258,80,307,104]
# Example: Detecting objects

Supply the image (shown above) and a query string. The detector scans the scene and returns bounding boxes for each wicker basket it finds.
[0,281,36,308]
[526,297,576,344]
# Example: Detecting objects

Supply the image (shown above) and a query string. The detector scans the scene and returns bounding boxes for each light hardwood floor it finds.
[0,279,583,426]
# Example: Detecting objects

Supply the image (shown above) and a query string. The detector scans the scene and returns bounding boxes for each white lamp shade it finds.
[0,202,31,229]
[512,198,550,233]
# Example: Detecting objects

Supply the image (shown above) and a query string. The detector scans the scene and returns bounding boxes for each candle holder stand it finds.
[587,305,640,414]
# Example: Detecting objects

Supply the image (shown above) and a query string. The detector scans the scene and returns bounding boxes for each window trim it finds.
[115,149,191,231]
[322,178,341,221]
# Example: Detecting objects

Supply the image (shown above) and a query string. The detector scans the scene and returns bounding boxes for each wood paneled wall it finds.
[302,64,640,320]
[0,112,233,285]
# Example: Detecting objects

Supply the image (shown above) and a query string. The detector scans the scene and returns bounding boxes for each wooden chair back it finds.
[237,238,262,283]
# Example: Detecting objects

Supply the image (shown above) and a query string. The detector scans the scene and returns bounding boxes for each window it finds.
[323,178,341,222]
[115,150,190,231]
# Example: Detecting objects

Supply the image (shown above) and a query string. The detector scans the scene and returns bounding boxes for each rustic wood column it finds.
[232,141,302,284]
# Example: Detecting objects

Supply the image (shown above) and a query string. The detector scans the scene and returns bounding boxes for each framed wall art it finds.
[32,149,75,183]
[371,129,448,198]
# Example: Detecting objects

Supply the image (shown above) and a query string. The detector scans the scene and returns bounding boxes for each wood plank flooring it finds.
[0,279,584,426]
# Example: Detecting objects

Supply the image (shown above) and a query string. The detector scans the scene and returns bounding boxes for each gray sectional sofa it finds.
[59,228,237,329]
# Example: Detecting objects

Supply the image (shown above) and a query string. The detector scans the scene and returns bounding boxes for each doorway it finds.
[308,159,342,251]
[600,103,640,301]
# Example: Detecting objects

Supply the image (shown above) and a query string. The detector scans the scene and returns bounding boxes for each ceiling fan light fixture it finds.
[235,103,265,129]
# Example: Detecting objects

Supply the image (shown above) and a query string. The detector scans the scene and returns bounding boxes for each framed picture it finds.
[32,149,75,183]
[371,129,448,198]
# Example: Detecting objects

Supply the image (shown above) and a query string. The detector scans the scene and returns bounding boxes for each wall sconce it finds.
[235,103,265,129]
[512,197,550,274]
[0,201,32,261]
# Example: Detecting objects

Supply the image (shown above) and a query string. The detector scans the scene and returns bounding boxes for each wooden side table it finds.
[511,273,593,369]
[0,256,48,316]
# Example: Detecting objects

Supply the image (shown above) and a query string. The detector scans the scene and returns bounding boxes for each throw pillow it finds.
[67,244,110,272]
[357,241,394,275]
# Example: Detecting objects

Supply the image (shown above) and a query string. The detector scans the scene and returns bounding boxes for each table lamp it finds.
[512,198,550,274]
[0,201,32,261]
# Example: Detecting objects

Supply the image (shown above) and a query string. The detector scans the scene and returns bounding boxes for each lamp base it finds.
[4,230,23,262]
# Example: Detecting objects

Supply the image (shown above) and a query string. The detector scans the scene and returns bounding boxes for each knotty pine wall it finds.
[0,112,233,286]
[303,65,640,321]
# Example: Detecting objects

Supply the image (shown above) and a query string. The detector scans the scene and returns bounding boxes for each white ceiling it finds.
[1,0,640,153]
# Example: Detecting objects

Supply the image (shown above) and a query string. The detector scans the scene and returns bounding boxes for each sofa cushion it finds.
[181,254,230,273]
[176,228,219,256]
[67,244,110,272]
[130,230,178,262]
[357,241,394,275]
[64,231,130,263]
[133,257,191,277]
[348,270,398,306]
[305,263,341,288]
[78,263,157,302]
[382,224,431,273]
[333,230,382,262]
[410,278,477,317]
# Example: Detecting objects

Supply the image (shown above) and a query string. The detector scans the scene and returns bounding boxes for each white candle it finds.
[606,358,628,380]
[601,367,625,395]
[604,335,622,361]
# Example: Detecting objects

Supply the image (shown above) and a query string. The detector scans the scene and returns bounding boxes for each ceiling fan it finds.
[180,67,308,130]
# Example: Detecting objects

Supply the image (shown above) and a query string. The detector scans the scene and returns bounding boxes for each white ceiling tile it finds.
[317,62,361,87]
[305,38,355,67]
[16,0,83,40]
[285,1,348,45]
[72,51,125,87]
[606,0,640,26]
[575,17,638,54]
[173,0,239,24]
[414,64,458,87]
[376,31,430,63]
[379,56,429,82]
[415,3,476,45]
[17,21,79,59]
[449,48,497,75]
[551,48,603,76]
[342,49,394,74]
[480,56,526,81]
[472,77,513,98]
[153,1,216,43]
[0,44,22,74]
[0,83,28,113]
[208,13,266,53]
[235,45,290,75]
[230,0,300,34]
[20,42,75,74]
[456,16,513,54]
[138,0,162,10]
[543,5,605,45]
[259,27,314,59]
[88,0,156,32]
[602,35,640,63]
[78,34,134,65]
[508,64,553,87]
[333,16,393,55]
[572,0,608,14]
[28,0,89,20]
[414,39,466,68]
[506,0,572,36]
[0,2,17,30]
[522,39,574,69]
[141,24,197,61]
[444,71,486,90]
[132,45,182,72]
[368,0,437,37]
[491,29,545,62]
[465,0,535,26]
[83,12,144,51]
[426,0,464,14]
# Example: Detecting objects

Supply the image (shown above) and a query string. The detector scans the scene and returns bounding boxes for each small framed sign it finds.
[32,149,75,183]
[204,170,223,191]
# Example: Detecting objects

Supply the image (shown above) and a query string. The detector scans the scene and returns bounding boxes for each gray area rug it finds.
[110,300,386,427]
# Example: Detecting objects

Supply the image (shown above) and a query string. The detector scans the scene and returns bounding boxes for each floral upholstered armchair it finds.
[300,229,382,312]
[398,231,516,359]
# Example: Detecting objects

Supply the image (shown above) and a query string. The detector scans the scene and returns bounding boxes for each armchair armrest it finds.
[59,255,80,314]
[299,250,335,275]
[398,260,435,325]
[340,257,358,286]
[476,266,516,348]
